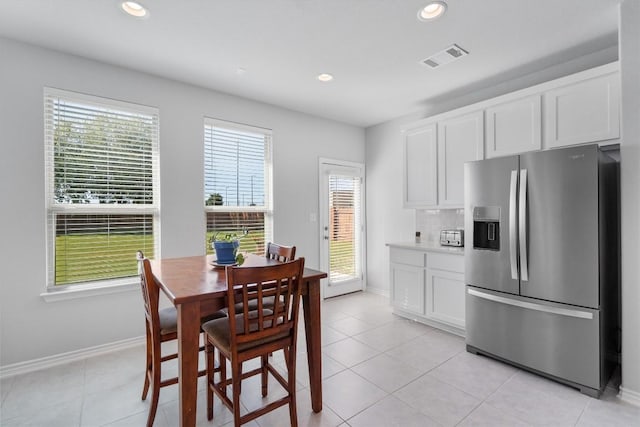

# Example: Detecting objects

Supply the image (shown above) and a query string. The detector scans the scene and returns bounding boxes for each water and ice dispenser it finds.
[473,206,500,251]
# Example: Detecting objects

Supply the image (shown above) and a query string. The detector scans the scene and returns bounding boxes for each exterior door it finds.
[319,160,365,298]
[464,155,520,295]
[520,146,600,308]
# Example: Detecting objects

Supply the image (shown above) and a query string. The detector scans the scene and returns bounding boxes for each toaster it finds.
[440,229,464,247]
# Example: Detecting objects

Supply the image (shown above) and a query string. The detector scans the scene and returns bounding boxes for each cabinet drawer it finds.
[428,252,464,273]
[390,248,426,267]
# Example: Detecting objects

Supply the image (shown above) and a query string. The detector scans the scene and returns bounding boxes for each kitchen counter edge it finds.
[386,242,464,255]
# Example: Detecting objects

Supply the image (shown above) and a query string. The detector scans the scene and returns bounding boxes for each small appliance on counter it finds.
[440,229,464,247]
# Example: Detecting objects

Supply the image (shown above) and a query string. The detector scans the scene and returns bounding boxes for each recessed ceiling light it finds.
[121,1,148,18]
[417,1,447,21]
[317,73,334,82]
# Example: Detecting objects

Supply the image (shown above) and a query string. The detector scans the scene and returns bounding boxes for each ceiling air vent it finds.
[421,44,469,69]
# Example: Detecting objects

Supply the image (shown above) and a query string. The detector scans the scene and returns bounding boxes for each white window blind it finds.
[44,88,159,288]
[329,174,362,283]
[204,119,272,255]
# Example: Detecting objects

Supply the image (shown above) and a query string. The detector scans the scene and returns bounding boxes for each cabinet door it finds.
[437,111,484,207]
[404,124,437,208]
[390,263,425,315]
[426,268,466,328]
[485,95,541,158]
[544,72,620,148]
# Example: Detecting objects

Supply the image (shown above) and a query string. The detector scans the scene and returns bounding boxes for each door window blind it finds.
[44,88,159,287]
[204,119,272,255]
[329,174,362,283]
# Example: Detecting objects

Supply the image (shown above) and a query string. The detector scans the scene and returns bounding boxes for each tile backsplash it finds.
[416,209,464,243]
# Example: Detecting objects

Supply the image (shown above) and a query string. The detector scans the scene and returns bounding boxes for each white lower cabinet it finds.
[389,246,465,336]
[390,263,425,315]
[426,268,465,329]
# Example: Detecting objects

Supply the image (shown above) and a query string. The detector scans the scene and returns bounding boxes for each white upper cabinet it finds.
[437,111,484,207]
[403,111,484,208]
[485,95,542,158]
[403,123,437,208]
[401,62,619,208]
[544,72,620,148]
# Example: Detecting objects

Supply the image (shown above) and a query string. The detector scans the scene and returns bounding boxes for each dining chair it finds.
[203,258,306,427]
[230,242,296,313]
[136,251,225,427]
[265,242,296,262]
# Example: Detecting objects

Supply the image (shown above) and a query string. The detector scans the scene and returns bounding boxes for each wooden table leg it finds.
[177,301,200,427]
[302,278,323,412]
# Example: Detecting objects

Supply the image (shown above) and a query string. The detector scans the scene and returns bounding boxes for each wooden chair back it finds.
[265,242,296,262]
[225,258,305,351]
[137,251,161,336]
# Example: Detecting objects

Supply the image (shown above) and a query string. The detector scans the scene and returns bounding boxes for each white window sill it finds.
[41,278,139,303]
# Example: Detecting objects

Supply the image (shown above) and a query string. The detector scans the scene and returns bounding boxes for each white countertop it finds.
[386,241,465,255]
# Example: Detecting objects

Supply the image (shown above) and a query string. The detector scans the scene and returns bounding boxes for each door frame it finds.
[318,157,367,299]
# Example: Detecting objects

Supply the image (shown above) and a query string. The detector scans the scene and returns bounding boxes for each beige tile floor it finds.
[1,291,639,426]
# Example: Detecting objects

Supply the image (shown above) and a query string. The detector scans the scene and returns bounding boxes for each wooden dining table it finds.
[149,253,327,427]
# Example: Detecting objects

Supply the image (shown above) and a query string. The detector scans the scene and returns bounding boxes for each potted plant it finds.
[210,230,248,265]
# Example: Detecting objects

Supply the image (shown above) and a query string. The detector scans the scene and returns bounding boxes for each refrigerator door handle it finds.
[467,288,594,319]
[519,169,529,281]
[509,170,518,280]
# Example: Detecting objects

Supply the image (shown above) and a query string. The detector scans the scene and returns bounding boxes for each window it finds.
[44,88,159,288]
[204,119,272,255]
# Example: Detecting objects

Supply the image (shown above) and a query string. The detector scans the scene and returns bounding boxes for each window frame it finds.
[43,87,160,294]
[203,117,273,254]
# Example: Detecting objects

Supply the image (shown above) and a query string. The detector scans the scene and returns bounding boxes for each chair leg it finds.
[283,346,290,367]
[220,353,227,397]
[289,397,298,427]
[287,346,298,427]
[141,324,152,400]
[261,354,268,397]
[231,361,242,427]
[146,336,162,427]
[206,341,215,421]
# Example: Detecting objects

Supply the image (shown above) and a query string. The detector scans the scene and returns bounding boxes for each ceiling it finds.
[0,0,621,127]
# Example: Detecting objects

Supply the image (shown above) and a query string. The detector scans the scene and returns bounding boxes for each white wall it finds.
[618,0,640,405]
[0,37,364,367]
[364,115,420,295]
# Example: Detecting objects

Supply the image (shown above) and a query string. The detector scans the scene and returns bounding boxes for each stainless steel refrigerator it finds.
[464,144,619,397]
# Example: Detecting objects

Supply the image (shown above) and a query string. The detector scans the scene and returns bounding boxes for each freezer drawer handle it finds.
[509,170,518,280]
[467,288,594,319]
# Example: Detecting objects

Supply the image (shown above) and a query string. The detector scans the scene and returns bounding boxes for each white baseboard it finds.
[366,287,390,298]
[618,386,640,407]
[0,336,145,379]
